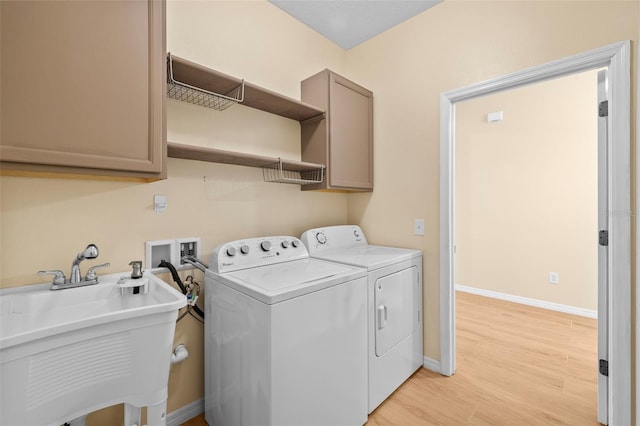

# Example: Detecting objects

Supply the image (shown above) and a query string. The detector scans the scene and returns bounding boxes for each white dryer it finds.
[301,225,423,413]
[204,236,368,426]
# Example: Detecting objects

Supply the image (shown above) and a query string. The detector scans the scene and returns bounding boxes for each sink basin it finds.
[0,272,186,426]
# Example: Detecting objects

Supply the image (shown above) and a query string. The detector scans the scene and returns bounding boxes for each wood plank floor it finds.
[182,292,598,425]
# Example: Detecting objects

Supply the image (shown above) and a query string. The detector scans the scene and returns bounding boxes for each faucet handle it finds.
[38,270,66,285]
[85,262,111,281]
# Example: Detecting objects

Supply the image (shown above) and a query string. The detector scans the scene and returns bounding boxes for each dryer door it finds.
[374,266,420,357]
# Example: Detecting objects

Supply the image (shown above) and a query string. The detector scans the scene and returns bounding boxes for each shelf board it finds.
[169,55,325,122]
[167,142,325,173]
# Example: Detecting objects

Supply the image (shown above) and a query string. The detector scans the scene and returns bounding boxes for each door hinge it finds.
[599,359,609,377]
[599,100,609,117]
[599,230,608,246]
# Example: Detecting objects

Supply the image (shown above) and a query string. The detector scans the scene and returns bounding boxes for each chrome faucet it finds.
[38,244,110,290]
[70,244,99,283]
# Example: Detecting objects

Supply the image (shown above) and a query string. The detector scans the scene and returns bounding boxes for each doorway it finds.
[454,68,600,421]
[439,41,631,425]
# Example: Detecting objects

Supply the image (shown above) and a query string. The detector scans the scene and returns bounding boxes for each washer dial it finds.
[316,232,327,244]
[260,241,272,252]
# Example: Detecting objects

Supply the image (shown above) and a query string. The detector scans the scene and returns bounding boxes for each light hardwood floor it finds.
[182,292,599,425]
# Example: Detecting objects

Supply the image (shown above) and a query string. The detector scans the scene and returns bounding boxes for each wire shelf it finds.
[167,53,244,111]
[262,159,324,185]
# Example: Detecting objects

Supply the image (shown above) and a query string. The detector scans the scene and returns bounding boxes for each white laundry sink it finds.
[0,271,186,426]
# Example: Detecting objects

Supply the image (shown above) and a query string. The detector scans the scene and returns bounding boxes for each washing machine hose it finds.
[159,260,205,320]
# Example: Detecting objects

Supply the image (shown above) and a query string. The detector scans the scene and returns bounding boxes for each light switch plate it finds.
[414,219,425,236]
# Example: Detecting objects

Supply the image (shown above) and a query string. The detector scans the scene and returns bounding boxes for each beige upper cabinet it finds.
[301,70,373,191]
[0,0,166,179]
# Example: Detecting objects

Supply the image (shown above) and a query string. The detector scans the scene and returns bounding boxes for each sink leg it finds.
[124,403,142,426]
[146,399,167,426]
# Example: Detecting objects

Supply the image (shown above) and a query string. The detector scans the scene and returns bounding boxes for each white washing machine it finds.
[301,225,423,413]
[204,236,368,426]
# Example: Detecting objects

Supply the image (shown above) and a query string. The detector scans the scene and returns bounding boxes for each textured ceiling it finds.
[269,0,442,50]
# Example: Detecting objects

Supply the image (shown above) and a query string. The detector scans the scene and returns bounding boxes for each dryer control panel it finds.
[301,225,368,254]
[210,236,308,273]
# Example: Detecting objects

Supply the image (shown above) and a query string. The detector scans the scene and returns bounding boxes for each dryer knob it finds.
[281,240,290,249]
[240,244,250,255]
[316,232,327,244]
[226,246,236,257]
[260,241,272,252]
[291,240,300,248]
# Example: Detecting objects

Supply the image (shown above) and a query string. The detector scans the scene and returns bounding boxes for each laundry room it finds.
[0,0,638,425]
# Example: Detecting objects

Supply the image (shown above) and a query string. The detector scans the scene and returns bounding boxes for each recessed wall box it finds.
[146,239,176,269]
[176,237,201,266]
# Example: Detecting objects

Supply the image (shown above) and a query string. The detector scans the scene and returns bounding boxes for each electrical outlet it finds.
[176,237,201,265]
[414,219,425,236]
[549,272,559,285]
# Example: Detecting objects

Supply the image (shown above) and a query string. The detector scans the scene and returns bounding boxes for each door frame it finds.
[439,41,631,424]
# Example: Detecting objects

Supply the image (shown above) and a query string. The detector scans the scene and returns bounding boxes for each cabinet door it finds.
[0,0,165,178]
[329,73,373,190]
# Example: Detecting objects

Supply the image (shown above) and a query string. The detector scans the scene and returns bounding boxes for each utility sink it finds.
[0,272,186,426]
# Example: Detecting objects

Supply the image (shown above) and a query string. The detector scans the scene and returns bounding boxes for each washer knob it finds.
[240,244,250,255]
[226,246,236,257]
[354,229,360,238]
[291,240,300,248]
[281,240,290,249]
[260,241,272,252]
[316,232,327,244]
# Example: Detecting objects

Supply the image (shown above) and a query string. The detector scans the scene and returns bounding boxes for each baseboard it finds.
[455,284,597,319]
[423,356,441,374]
[166,398,204,426]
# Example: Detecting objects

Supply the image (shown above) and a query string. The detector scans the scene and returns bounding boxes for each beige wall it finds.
[0,0,638,423]
[344,0,637,363]
[455,70,599,311]
[0,1,347,423]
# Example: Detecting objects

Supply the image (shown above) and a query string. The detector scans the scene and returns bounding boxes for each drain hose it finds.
[158,260,205,320]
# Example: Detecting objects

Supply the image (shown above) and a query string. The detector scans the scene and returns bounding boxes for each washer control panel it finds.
[301,225,368,254]
[210,236,308,273]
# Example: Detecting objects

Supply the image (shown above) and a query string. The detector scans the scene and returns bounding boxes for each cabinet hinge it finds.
[599,230,608,247]
[599,359,609,377]
[599,100,609,117]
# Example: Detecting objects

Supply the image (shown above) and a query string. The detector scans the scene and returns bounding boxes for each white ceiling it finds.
[268,0,442,50]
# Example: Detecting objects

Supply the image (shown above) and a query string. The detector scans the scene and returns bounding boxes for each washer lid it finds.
[310,245,422,271]
[214,258,366,304]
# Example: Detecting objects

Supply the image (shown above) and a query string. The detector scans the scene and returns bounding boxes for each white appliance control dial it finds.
[211,237,309,273]
[316,232,327,244]
[260,241,272,252]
